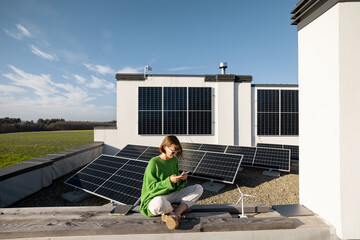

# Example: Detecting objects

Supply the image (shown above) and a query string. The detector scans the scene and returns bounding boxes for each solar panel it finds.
[257,143,299,161]
[188,87,212,134]
[179,149,206,173]
[253,147,291,172]
[283,145,299,160]
[138,147,159,161]
[96,159,147,205]
[182,142,291,172]
[115,144,148,159]
[138,87,162,135]
[225,146,257,166]
[199,143,227,153]
[281,90,299,135]
[65,155,147,206]
[180,142,202,150]
[192,152,243,184]
[257,143,283,148]
[164,87,187,135]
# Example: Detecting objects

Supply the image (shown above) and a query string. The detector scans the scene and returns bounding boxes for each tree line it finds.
[0,117,116,134]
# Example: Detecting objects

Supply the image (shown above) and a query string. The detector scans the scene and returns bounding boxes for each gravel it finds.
[10,167,298,208]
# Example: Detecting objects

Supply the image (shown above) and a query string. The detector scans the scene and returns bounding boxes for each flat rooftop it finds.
[0,204,337,240]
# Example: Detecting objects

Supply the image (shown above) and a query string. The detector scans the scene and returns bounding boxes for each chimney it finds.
[219,62,227,74]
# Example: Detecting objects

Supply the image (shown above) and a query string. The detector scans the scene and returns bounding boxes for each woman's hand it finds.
[170,174,182,183]
[180,171,188,181]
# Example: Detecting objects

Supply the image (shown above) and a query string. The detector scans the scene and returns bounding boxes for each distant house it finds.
[94,64,298,154]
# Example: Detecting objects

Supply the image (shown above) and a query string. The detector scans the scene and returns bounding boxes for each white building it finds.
[95,65,298,154]
[291,0,360,239]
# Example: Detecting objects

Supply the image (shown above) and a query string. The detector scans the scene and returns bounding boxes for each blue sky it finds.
[0,0,298,121]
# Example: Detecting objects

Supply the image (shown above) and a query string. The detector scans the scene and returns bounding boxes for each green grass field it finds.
[0,130,94,168]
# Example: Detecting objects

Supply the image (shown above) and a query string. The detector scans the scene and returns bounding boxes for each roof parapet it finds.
[115,73,252,82]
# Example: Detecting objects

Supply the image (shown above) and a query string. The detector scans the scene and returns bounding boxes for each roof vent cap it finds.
[219,62,228,74]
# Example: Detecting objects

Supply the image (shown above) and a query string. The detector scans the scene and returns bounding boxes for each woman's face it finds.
[165,144,178,158]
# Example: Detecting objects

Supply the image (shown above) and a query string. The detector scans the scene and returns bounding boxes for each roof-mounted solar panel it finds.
[283,145,299,160]
[179,149,206,173]
[253,147,291,172]
[192,152,243,184]
[225,146,257,166]
[115,144,148,159]
[138,147,159,161]
[199,143,227,153]
[65,155,147,206]
[180,142,202,151]
[257,143,283,149]
[257,143,299,161]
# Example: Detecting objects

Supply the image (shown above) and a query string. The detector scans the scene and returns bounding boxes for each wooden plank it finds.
[0,212,231,225]
[191,203,269,213]
[0,205,114,215]
[130,203,269,214]
[0,216,294,239]
[184,212,232,219]
[198,217,294,232]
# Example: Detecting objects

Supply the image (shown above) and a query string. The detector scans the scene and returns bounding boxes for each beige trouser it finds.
[148,184,203,216]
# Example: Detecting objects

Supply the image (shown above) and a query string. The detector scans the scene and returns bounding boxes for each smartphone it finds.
[180,171,190,176]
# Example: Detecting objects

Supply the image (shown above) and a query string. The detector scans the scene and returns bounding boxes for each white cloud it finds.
[0,68,116,121]
[62,75,70,79]
[83,63,114,75]
[89,75,115,91]
[30,45,59,61]
[16,24,31,37]
[0,96,115,121]
[2,65,95,105]
[4,24,32,40]
[52,82,95,104]
[117,66,143,73]
[0,84,26,95]
[73,74,86,84]
[3,65,58,98]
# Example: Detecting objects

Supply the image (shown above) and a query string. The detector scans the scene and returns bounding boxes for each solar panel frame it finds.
[199,143,227,153]
[257,143,299,161]
[180,142,202,151]
[253,147,291,172]
[257,143,283,149]
[225,145,257,167]
[179,149,206,173]
[283,144,299,161]
[115,144,148,159]
[65,154,148,206]
[191,152,243,184]
[183,142,292,172]
[96,159,148,205]
[137,146,159,161]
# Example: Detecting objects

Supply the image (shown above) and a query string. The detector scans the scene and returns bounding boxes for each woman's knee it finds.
[148,196,172,215]
[194,184,203,195]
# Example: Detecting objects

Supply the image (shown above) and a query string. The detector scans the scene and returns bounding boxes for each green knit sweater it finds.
[140,156,187,217]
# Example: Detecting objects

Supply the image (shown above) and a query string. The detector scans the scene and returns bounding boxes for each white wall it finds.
[236,82,252,146]
[95,75,299,154]
[109,76,223,149]
[94,128,119,154]
[251,85,299,146]
[338,2,360,238]
[299,2,360,239]
[216,82,234,145]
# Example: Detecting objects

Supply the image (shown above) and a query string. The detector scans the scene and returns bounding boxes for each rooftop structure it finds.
[95,64,299,155]
[291,0,360,239]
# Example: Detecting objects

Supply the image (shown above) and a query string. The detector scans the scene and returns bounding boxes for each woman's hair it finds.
[159,135,183,159]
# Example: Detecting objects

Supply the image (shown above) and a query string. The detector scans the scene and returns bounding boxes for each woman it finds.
[140,135,203,229]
